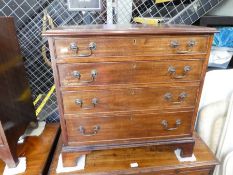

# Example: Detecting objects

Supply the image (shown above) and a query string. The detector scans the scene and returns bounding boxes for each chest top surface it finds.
[43,24,217,37]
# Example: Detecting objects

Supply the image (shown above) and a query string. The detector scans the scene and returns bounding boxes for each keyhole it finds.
[133,39,137,45]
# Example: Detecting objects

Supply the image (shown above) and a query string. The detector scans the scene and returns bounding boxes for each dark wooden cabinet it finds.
[0,17,37,168]
[44,24,216,167]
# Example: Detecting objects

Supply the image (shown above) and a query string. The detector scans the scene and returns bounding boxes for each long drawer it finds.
[144,169,213,175]
[62,86,198,114]
[65,111,192,145]
[58,60,203,87]
[54,36,209,58]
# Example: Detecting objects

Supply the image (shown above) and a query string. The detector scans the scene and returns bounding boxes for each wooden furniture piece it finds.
[44,24,216,166]
[0,17,37,168]
[0,123,60,174]
[49,132,218,175]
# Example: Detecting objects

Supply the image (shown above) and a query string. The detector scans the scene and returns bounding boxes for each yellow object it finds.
[33,94,43,106]
[155,0,173,3]
[133,17,163,25]
[32,10,56,118]
[35,85,55,116]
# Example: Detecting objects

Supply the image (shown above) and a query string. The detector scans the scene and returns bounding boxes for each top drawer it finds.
[54,35,209,58]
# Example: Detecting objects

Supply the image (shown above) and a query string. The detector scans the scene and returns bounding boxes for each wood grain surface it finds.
[62,85,198,114]
[65,110,193,145]
[58,60,204,87]
[0,123,60,175]
[43,24,217,37]
[54,35,208,58]
[49,132,218,175]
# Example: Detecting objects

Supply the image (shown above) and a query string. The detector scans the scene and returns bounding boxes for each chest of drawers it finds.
[44,24,216,167]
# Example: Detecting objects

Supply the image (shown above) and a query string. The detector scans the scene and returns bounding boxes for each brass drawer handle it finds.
[161,119,181,131]
[73,70,97,83]
[75,98,98,110]
[164,92,187,104]
[168,65,191,79]
[170,40,196,54]
[70,42,96,57]
[79,125,100,136]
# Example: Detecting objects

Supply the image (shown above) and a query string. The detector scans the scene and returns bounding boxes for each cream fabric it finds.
[197,69,233,175]
[199,69,233,109]
[197,100,228,153]
[222,151,233,175]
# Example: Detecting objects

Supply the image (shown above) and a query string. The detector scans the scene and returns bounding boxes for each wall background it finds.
[208,0,233,16]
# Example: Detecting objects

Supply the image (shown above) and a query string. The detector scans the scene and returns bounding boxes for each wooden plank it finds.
[43,24,217,37]
[0,123,60,175]
[49,132,218,175]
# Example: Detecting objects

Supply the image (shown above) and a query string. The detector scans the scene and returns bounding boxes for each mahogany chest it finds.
[44,24,216,166]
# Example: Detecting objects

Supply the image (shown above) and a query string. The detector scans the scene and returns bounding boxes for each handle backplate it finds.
[75,98,98,109]
[70,42,96,57]
[170,40,196,54]
[72,69,97,83]
[168,65,191,79]
[161,119,181,131]
[79,125,100,136]
[164,92,187,104]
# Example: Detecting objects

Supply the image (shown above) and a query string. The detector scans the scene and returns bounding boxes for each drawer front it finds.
[58,60,203,87]
[143,169,212,175]
[178,170,212,175]
[54,36,208,58]
[66,111,192,144]
[62,86,198,114]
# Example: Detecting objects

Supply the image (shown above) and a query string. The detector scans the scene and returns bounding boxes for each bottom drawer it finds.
[143,169,213,175]
[65,111,193,145]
